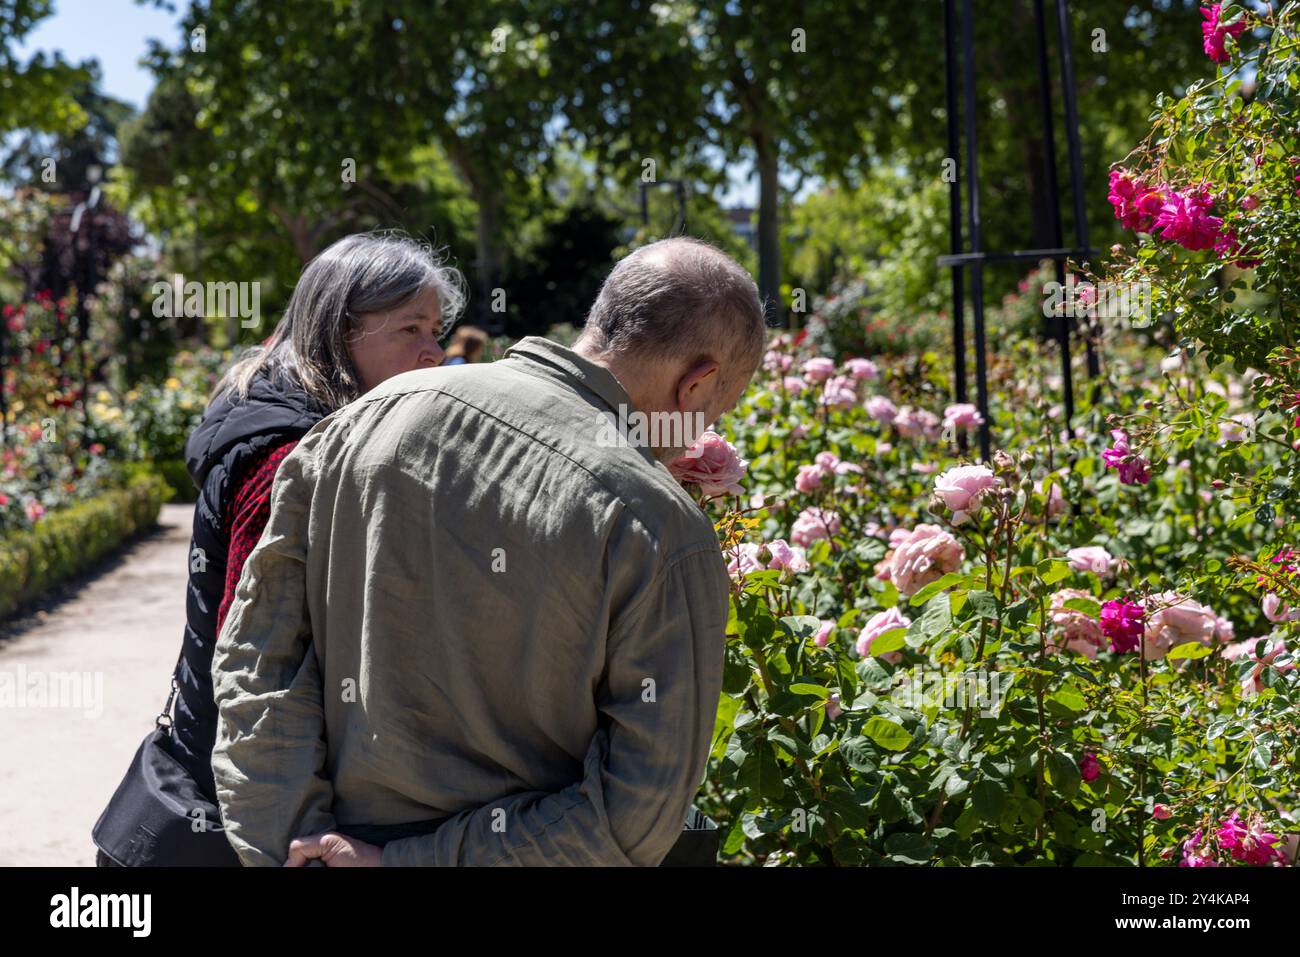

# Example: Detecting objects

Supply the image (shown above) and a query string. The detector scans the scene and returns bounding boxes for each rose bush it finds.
[672,152,1300,867]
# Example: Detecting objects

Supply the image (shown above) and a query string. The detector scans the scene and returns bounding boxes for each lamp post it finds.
[68,165,102,448]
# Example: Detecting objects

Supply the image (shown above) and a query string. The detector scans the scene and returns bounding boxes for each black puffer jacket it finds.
[171,369,326,800]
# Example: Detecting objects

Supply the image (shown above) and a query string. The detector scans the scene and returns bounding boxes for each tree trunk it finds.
[474,192,504,333]
[755,130,782,326]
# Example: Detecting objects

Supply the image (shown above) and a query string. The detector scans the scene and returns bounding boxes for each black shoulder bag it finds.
[91,658,242,866]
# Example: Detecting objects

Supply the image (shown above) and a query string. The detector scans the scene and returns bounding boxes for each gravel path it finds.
[0,503,194,866]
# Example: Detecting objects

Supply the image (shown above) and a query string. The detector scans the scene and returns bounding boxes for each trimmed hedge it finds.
[0,471,173,620]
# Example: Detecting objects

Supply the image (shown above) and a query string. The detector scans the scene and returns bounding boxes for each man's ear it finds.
[675,359,721,410]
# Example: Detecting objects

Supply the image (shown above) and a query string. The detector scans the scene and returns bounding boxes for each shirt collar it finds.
[502,336,635,416]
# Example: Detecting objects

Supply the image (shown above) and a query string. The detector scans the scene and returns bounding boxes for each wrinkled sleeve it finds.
[381,541,730,867]
[210,426,335,866]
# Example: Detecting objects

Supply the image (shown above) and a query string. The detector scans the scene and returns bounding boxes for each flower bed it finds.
[676,321,1298,867]
[0,469,172,620]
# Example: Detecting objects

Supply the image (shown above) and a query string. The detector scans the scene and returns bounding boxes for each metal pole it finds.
[1035,0,1075,426]
[960,0,991,463]
[0,307,7,448]
[943,0,969,456]
[1055,0,1101,383]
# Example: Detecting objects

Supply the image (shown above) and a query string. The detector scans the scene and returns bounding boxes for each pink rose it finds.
[844,357,879,381]
[1036,476,1067,518]
[820,375,857,410]
[1262,592,1300,623]
[933,464,998,517]
[1143,591,1218,660]
[1067,545,1114,576]
[894,406,942,440]
[791,507,842,547]
[782,375,807,395]
[802,357,836,383]
[1048,589,1106,658]
[1153,804,1173,820]
[765,538,810,574]
[725,542,763,578]
[856,606,910,664]
[813,620,834,647]
[1222,638,1293,697]
[763,350,792,373]
[795,464,823,494]
[885,524,964,597]
[942,403,984,432]
[669,430,748,498]
[865,395,898,424]
[825,692,842,720]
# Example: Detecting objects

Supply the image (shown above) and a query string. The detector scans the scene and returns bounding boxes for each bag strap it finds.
[156,651,184,731]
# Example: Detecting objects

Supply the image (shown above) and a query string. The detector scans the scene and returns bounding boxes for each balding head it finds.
[577,237,767,389]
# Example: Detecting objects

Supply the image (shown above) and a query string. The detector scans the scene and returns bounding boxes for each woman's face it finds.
[347,286,446,393]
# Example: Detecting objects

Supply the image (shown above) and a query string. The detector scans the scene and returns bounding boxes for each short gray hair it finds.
[214,230,467,411]
[579,237,767,382]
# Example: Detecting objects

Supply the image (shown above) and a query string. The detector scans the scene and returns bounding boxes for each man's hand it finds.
[284,832,383,867]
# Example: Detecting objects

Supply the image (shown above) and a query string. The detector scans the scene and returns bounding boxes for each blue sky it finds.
[15,0,788,207]
[17,0,187,112]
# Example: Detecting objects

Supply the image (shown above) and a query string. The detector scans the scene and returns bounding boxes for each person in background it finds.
[95,230,465,865]
[441,324,488,365]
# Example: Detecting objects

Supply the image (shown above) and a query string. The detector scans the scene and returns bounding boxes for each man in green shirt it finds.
[211,236,766,866]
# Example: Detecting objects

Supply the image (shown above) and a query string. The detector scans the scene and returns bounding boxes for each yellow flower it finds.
[165,377,182,390]
[126,389,140,401]
[97,390,113,403]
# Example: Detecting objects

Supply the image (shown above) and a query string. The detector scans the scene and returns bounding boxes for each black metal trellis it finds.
[639,178,690,236]
[940,0,1099,463]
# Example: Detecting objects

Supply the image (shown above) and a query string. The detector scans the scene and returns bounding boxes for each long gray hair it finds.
[213,230,468,411]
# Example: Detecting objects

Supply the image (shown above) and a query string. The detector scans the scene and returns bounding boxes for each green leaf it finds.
[1046,751,1081,800]
[839,736,878,773]
[909,572,967,606]
[968,589,1000,620]
[710,695,740,760]
[1167,641,1213,660]
[870,626,907,656]
[1038,558,1071,584]
[884,832,934,864]
[779,615,822,641]
[788,682,830,698]
[972,779,1006,822]
[1062,597,1101,618]
[863,716,912,751]
[1050,688,1087,712]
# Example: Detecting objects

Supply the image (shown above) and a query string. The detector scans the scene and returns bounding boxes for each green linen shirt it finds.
[210,336,731,866]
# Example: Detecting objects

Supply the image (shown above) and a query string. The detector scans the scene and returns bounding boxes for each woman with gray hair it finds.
[92,230,466,866]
